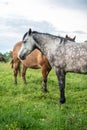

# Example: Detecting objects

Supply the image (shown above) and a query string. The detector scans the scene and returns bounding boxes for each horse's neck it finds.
[33,33,60,51]
[33,34,47,53]
[34,33,60,47]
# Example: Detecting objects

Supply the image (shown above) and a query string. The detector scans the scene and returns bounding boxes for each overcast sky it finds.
[0,0,87,53]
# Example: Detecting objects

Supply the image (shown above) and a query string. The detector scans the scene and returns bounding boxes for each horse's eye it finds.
[23,40,26,44]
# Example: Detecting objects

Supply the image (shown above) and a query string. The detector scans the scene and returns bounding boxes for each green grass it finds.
[0,63,87,130]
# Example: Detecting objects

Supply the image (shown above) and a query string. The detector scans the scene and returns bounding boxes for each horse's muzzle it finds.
[19,54,26,60]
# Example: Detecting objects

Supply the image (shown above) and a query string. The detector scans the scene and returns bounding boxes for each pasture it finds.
[0,62,87,130]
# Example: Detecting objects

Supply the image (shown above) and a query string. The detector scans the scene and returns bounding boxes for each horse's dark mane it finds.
[33,31,67,44]
[33,31,60,38]
[23,32,27,40]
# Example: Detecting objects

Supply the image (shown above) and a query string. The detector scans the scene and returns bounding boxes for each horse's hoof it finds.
[14,82,17,85]
[59,98,66,104]
[23,82,27,84]
[44,89,49,93]
[42,88,48,93]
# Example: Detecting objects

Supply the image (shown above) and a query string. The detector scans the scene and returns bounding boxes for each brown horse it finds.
[11,41,52,92]
[0,56,6,63]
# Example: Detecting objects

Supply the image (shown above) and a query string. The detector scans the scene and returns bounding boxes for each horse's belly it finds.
[21,60,40,69]
[25,63,40,69]
[28,65,40,69]
[65,62,87,74]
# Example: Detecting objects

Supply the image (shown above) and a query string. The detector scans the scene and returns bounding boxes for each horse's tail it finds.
[10,59,14,68]
[10,58,21,76]
[10,51,21,76]
[10,51,13,68]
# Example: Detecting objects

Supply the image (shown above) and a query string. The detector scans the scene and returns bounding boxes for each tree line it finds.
[0,51,11,62]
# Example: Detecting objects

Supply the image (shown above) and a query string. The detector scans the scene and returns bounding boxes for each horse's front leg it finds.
[56,70,66,104]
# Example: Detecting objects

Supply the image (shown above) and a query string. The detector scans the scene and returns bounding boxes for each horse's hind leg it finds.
[56,69,66,104]
[42,75,47,92]
[22,65,27,84]
[14,65,18,84]
[13,60,20,84]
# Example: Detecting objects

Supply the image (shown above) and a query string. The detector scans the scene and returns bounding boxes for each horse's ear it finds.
[28,28,32,35]
[66,35,68,38]
[73,36,76,41]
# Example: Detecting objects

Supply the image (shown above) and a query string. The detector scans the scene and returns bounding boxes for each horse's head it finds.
[19,28,37,60]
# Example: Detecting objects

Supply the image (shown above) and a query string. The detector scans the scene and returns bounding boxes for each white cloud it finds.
[0,0,87,32]
[0,0,87,52]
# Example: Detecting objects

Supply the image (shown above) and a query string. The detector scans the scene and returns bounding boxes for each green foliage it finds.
[0,51,11,62]
[0,63,87,130]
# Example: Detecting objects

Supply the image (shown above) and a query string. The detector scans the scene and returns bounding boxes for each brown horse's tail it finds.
[10,51,21,76]
[10,58,21,76]
[10,59,14,68]
[10,51,13,68]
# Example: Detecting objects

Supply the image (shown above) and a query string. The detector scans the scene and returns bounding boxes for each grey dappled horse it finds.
[19,29,87,104]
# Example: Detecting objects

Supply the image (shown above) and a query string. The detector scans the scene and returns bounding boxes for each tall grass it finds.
[0,63,87,130]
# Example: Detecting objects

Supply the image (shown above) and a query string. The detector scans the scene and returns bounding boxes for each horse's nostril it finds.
[22,56,25,60]
[20,55,25,60]
[19,54,25,60]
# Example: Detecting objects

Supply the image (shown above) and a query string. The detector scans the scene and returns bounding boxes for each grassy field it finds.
[0,62,87,130]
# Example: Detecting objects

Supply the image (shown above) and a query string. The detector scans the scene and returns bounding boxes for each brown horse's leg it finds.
[13,60,20,84]
[18,61,21,76]
[14,67,18,84]
[56,69,66,104]
[22,65,27,84]
[41,65,51,92]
